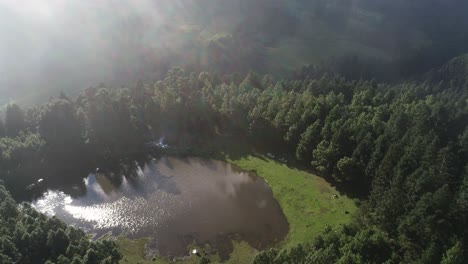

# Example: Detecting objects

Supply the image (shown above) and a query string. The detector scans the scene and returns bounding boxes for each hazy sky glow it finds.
[0,0,177,104]
[3,0,455,106]
[1,0,59,19]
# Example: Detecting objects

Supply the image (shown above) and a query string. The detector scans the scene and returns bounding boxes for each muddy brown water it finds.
[33,157,289,258]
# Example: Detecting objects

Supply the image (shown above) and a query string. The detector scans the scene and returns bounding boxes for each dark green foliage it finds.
[252,225,394,264]
[0,184,121,264]
[441,241,465,264]
[0,120,5,138]
[1,51,468,263]
[0,133,45,199]
[248,56,468,263]
[38,98,85,155]
[198,256,211,264]
[4,103,26,138]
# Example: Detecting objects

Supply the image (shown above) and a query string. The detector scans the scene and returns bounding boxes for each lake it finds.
[33,156,289,258]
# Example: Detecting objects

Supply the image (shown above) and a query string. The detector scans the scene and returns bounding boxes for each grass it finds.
[118,237,159,264]
[117,154,357,263]
[117,237,257,264]
[229,155,357,248]
[223,241,257,264]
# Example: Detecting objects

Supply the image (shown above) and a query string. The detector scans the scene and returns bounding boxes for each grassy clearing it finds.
[229,155,358,248]
[117,154,357,263]
[223,241,257,264]
[118,237,160,264]
[117,237,257,264]
[117,237,197,264]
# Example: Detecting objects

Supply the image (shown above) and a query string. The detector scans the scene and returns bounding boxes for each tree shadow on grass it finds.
[206,132,367,200]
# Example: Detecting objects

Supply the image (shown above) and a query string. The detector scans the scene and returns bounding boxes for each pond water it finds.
[33,157,289,258]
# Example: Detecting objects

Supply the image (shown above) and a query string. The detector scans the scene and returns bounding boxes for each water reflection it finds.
[33,157,289,258]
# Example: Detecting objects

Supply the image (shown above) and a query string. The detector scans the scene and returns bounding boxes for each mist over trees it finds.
[2,0,468,105]
[1,0,468,263]
[1,52,468,262]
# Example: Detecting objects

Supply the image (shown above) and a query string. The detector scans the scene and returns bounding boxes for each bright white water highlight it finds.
[33,157,289,258]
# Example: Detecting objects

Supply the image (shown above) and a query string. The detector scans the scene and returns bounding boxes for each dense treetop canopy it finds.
[0,183,121,264]
[2,2,468,261]
[1,53,467,263]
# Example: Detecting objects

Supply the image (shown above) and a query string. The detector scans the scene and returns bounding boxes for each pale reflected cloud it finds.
[32,157,289,256]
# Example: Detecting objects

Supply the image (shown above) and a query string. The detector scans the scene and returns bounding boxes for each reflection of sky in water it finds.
[32,157,289,257]
[64,194,181,232]
[34,169,186,233]
[34,191,73,216]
